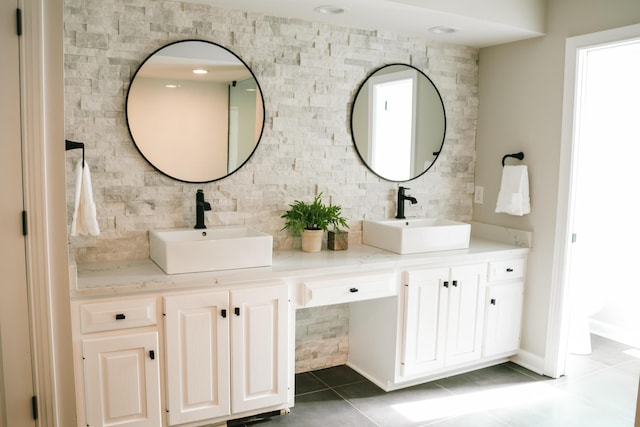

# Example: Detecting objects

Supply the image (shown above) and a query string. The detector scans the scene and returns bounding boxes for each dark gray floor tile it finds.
[563,353,608,379]
[311,365,368,388]
[489,393,632,427]
[336,379,453,427]
[553,366,639,420]
[434,363,545,395]
[615,358,640,377]
[589,335,638,367]
[427,412,510,427]
[254,389,378,426]
[294,372,328,395]
[502,361,548,381]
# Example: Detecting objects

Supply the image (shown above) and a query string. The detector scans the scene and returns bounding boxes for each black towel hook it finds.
[65,139,85,168]
[502,152,524,167]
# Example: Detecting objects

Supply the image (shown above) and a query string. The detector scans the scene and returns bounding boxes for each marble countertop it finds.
[72,238,529,298]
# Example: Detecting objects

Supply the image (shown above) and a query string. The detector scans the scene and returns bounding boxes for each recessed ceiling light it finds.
[314,5,345,15]
[429,26,458,35]
[192,69,208,75]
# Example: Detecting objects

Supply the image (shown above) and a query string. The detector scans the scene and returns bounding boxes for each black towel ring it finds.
[502,152,524,167]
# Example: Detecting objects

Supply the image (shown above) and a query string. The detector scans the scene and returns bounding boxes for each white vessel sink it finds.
[362,218,471,255]
[149,227,272,274]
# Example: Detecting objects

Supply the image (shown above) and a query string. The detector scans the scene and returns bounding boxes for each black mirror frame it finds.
[125,39,266,184]
[349,63,446,182]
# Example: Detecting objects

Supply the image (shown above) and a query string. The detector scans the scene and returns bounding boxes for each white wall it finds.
[474,0,640,364]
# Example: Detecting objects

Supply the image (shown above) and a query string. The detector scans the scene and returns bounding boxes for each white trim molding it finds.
[20,0,76,425]
[546,22,640,379]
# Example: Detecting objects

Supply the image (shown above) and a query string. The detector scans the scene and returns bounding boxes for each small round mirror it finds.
[126,40,265,183]
[351,64,446,182]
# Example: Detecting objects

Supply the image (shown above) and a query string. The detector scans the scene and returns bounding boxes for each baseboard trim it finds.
[589,319,640,349]
[510,349,546,376]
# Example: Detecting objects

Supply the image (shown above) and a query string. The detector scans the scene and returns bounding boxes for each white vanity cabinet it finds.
[74,297,162,427]
[483,257,526,357]
[401,263,487,377]
[163,282,290,426]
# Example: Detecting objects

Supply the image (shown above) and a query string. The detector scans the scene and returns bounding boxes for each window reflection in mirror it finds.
[351,64,446,182]
[126,40,265,183]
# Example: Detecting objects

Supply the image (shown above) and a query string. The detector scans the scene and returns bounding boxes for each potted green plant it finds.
[281,193,349,252]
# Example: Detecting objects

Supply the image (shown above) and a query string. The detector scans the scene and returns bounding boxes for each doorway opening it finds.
[566,37,640,358]
[550,23,640,378]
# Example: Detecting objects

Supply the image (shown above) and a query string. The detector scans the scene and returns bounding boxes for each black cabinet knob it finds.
[221,309,227,318]
[115,313,126,320]
[350,288,359,293]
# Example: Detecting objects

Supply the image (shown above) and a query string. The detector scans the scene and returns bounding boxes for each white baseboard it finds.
[589,319,640,349]
[510,349,546,376]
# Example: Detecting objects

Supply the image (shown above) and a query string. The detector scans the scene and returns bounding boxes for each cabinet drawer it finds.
[488,258,526,282]
[299,272,397,308]
[80,297,157,333]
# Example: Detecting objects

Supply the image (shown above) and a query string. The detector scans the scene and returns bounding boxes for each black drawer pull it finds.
[221,309,227,318]
[350,288,359,293]
[506,268,514,272]
[115,313,126,320]
[149,350,155,360]
[234,307,240,316]
[444,281,449,288]
[452,280,458,287]
[490,299,496,305]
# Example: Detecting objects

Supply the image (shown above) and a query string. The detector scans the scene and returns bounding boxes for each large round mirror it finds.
[126,40,265,183]
[350,64,446,182]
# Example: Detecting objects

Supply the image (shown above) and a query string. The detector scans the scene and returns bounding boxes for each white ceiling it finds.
[185,0,546,48]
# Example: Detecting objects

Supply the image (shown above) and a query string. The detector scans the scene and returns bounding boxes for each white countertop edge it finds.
[71,238,529,298]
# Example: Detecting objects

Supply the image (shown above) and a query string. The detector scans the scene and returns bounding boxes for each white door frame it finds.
[19,0,73,425]
[546,23,640,378]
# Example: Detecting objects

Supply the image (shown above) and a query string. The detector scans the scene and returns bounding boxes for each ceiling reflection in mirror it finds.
[351,64,446,182]
[126,40,265,183]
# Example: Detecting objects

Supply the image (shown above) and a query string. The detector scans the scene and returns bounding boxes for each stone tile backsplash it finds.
[64,0,478,371]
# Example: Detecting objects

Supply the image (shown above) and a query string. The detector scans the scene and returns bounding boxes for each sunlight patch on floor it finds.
[391,381,565,423]
[623,348,640,359]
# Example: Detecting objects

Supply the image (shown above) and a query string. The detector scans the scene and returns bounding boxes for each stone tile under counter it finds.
[71,237,530,298]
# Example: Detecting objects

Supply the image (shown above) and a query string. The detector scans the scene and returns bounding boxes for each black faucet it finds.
[396,186,418,219]
[194,189,211,229]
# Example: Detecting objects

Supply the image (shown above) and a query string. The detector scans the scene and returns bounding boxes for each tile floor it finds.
[233,335,640,427]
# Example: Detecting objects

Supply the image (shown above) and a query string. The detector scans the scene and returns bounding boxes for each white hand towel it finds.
[70,160,100,236]
[495,165,531,216]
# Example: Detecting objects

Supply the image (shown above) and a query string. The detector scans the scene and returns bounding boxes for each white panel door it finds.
[164,291,230,425]
[445,264,487,366]
[0,2,35,425]
[82,332,161,427]
[230,284,289,414]
[484,282,524,357]
[401,268,449,377]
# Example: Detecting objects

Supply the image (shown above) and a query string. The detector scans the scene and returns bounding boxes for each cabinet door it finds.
[484,282,524,356]
[82,332,161,427]
[445,264,487,366]
[230,284,289,414]
[401,268,449,377]
[164,291,231,425]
